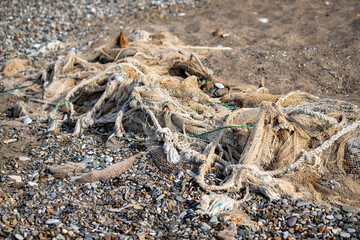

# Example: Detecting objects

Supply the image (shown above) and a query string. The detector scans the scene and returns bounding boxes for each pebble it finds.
[287,216,297,227]
[212,28,223,37]
[340,232,351,238]
[318,224,326,232]
[81,158,94,164]
[258,18,269,23]
[3,138,17,144]
[8,175,22,183]
[341,205,358,213]
[296,201,310,207]
[14,234,24,240]
[21,117,32,125]
[156,194,165,201]
[335,214,343,220]
[105,156,113,163]
[209,216,218,223]
[175,196,183,201]
[214,82,225,89]
[178,211,187,220]
[136,232,146,240]
[28,181,38,186]
[200,222,211,230]
[45,219,60,225]
[18,156,31,161]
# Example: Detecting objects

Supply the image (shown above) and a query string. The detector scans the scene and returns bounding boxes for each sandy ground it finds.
[127,0,360,105]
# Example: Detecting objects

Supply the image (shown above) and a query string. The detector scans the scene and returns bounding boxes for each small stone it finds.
[28,181,38,186]
[169,220,180,226]
[287,217,297,227]
[27,214,35,223]
[294,225,300,231]
[200,222,211,230]
[296,201,310,207]
[178,211,187,220]
[18,156,31,161]
[15,234,24,240]
[8,175,22,183]
[136,232,146,240]
[45,219,60,225]
[212,28,223,37]
[175,196,183,201]
[105,156,113,162]
[326,214,334,220]
[209,216,218,223]
[3,138,17,144]
[185,170,196,178]
[133,204,143,210]
[156,194,165,201]
[318,225,326,232]
[329,71,338,78]
[335,214,343,220]
[108,208,121,213]
[70,224,79,231]
[347,228,355,233]
[21,117,32,124]
[84,234,92,240]
[81,158,93,164]
[214,82,225,89]
[340,232,350,238]
[341,205,358,213]
[97,218,106,224]
[258,18,269,23]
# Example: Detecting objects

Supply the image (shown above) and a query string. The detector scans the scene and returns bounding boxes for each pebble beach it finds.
[0,0,359,239]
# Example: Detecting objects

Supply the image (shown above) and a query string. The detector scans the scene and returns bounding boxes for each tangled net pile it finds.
[12,31,360,214]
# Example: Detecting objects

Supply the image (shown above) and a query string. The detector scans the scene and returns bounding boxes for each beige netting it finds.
[15,31,360,212]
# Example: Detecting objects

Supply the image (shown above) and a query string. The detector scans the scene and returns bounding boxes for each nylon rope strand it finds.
[1,86,22,96]
[189,124,254,138]
[49,98,72,121]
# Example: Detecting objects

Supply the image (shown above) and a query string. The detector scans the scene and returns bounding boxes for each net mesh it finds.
[11,31,360,212]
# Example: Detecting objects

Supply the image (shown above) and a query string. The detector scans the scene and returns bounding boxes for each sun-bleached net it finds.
[16,31,360,211]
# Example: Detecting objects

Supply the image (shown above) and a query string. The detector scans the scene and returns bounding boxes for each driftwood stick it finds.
[76,152,144,183]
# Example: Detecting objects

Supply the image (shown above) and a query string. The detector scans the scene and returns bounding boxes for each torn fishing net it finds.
[9,30,360,214]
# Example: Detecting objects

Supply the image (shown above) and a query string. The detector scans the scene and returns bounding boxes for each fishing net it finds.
[8,31,360,216]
